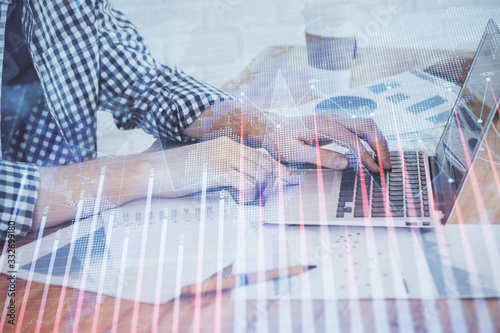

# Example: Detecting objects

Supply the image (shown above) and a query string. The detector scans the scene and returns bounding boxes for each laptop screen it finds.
[433,19,500,222]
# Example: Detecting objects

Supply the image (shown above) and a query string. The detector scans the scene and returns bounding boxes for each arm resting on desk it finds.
[32,154,153,231]
[31,137,298,232]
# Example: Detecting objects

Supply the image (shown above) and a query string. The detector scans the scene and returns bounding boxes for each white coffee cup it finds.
[303,2,359,97]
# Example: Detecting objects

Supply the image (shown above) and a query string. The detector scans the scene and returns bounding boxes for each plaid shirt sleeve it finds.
[0,160,39,239]
[96,0,235,142]
[1,0,234,239]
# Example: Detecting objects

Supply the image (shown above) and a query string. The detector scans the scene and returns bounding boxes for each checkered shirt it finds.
[0,0,233,239]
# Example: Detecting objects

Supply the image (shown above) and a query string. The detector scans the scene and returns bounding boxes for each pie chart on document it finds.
[315,96,377,118]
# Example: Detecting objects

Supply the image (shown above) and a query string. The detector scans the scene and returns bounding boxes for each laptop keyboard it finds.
[336,151,431,219]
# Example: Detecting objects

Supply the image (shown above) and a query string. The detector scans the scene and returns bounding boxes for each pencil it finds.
[181,265,316,296]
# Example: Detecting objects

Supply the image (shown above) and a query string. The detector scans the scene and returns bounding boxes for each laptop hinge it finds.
[428,156,447,224]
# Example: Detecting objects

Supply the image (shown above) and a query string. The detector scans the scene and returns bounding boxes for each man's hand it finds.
[184,100,391,172]
[256,114,391,172]
[147,137,299,203]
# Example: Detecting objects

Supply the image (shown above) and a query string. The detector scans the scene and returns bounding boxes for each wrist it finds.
[103,154,154,205]
[183,99,269,144]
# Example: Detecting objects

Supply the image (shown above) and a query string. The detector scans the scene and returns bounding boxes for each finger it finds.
[308,127,379,172]
[262,177,276,200]
[248,148,300,184]
[336,117,391,169]
[359,151,381,173]
[280,115,385,172]
[295,143,349,170]
[235,158,269,185]
[356,119,391,169]
[225,170,259,204]
[371,127,391,170]
[337,129,380,172]
[314,117,387,172]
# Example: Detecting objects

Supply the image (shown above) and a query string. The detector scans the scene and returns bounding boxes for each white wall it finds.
[110,0,500,86]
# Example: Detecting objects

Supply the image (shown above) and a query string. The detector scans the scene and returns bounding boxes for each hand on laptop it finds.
[257,114,392,173]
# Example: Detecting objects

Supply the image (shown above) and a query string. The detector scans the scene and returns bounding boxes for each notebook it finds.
[0,194,239,304]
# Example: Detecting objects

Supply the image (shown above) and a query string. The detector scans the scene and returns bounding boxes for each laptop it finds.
[263,19,500,228]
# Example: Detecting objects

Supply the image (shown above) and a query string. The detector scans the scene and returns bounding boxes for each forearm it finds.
[32,154,155,231]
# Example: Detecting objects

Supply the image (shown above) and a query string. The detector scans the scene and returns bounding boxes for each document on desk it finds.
[0,193,239,304]
[267,70,455,152]
[232,224,500,300]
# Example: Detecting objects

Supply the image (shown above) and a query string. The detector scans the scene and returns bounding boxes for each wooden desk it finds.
[2,46,500,332]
